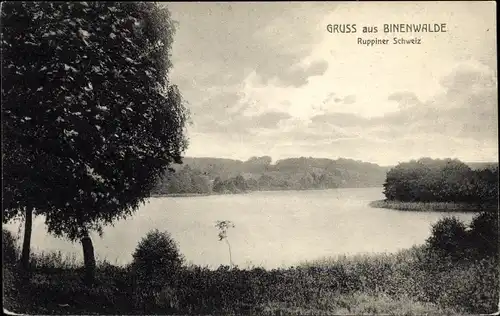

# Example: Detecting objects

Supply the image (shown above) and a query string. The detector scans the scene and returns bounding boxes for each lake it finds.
[5,188,476,269]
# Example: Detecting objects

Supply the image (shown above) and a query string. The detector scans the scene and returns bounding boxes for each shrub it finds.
[435,257,499,313]
[30,251,80,270]
[131,229,184,287]
[468,211,499,259]
[130,229,184,312]
[426,217,468,260]
[2,229,19,265]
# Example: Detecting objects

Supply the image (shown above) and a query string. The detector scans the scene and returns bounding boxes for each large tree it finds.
[1,1,189,283]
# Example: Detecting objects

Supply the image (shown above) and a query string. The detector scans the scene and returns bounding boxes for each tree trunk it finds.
[81,230,96,286]
[225,239,233,268]
[21,207,33,271]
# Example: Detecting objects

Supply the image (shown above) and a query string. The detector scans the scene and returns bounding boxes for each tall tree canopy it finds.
[2,1,188,274]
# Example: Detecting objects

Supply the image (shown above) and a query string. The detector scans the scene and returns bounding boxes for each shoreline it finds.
[150,186,383,198]
[369,199,497,213]
[150,193,213,198]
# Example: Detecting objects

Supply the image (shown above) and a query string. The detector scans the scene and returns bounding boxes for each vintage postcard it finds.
[2,1,498,315]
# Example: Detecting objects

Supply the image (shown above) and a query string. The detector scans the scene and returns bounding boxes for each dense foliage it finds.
[131,229,184,282]
[468,211,499,258]
[427,211,499,261]
[1,2,188,240]
[426,217,468,260]
[152,165,211,195]
[130,229,183,309]
[213,175,247,193]
[3,229,19,265]
[383,158,498,203]
[152,156,389,194]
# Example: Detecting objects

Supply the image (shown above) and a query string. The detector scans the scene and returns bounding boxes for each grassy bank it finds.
[3,245,498,315]
[369,199,497,212]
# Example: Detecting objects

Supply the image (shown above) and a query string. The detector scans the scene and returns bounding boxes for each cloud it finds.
[262,59,329,88]
[252,111,292,129]
[322,92,336,104]
[342,95,356,105]
[166,2,497,165]
[197,91,243,116]
[168,2,332,137]
[387,92,423,109]
[312,62,498,145]
[311,112,368,128]
[194,110,292,136]
[168,2,330,91]
[322,94,357,105]
[189,60,497,164]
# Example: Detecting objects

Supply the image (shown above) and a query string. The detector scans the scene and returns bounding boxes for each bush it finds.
[435,257,499,313]
[131,229,184,291]
[3,229,19,265]
[468,211,499,259]
[130,229,184,312]
[426,217,468,260]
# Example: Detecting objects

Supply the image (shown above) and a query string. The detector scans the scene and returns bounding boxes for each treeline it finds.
[383,158,499,203]
[151,166,348,195]
[152,156,389,194]
[152,165,211,195]
[213,176,247,194]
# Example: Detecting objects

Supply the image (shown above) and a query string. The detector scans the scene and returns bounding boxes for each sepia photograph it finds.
[2,1,499,315]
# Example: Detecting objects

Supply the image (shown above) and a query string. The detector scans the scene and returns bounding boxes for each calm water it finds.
[5,188,475,269]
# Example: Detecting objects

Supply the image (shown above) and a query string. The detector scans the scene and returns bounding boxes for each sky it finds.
[165,1,497,166]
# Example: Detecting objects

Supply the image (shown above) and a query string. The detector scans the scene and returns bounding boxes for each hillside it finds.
[153,156,389,194]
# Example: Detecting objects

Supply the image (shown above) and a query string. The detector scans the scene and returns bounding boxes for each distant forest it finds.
[152,156,389,195]
[383,158,499,203]
[152,156,498,196]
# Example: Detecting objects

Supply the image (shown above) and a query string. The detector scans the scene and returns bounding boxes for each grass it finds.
[3,244,498,315]
[261,292,460,316]
[369,199,497,212]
